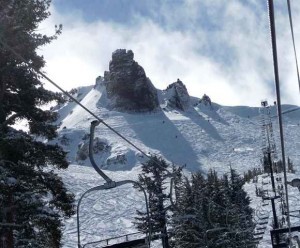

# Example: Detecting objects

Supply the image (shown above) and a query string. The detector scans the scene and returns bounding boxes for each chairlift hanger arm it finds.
[78,121,152,248]
[89,120,113,183]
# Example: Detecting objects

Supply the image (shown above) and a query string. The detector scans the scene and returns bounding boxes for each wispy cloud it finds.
[39,1,300,106]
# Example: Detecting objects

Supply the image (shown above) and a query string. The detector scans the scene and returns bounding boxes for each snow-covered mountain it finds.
[48,49,300,247]
[51,49,300,174]
[51,49,300,247]
[54,84,300,175]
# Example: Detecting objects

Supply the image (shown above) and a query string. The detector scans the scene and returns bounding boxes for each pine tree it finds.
[225,169,254,247]
[134,156,171,248]
[172,169,254,248]
[0,1,74,247]
[174,172,211,248]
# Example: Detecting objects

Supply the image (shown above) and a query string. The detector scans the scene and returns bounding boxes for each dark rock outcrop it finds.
[104,49,159,112]
[199,94,212,106]
[165,79,190,111]
[76,137,111,161]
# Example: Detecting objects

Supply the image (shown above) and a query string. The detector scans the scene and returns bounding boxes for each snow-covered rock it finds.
[199,94,212,106]
[165,79,190,111]
[76,137,111,162]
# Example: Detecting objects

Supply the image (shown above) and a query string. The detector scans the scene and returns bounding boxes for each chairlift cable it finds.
[0,38,177,243]
[267,0,291,239]
[0,37,151,159]
[286,0,300,93]
[271,106,300,118]
[0,38,178,177]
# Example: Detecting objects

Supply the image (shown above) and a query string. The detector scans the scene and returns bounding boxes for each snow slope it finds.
[244,173,300,248]
[51,84,300,247]
[53,84,300,174]
[60,165,146,248]
[59,165,300,248]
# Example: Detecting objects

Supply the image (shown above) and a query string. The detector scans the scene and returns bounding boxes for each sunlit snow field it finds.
[59,165,300,248]
[53,85,300,247]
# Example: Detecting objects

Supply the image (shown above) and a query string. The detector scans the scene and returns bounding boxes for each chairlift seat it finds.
[103,238,147,248]
[260,217,269,220]
[258,221,268,225]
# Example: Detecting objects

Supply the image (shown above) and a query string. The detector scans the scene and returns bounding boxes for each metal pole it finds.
[267,0,291,238]
[271,198,280,245]
[268,151,276,194]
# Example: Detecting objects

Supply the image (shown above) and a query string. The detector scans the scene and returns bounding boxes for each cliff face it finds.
[165,79,190,111]
[104,49,159,112]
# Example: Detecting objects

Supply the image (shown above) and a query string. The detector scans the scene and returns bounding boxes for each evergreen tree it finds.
[0,1,74,247]
[226,169,254,247]
[203,170,232,247]
[172,173,201,248]
[172,169,254,248]
[134,156,171,248]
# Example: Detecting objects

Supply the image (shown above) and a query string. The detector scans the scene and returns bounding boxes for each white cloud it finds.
[38,1,300,107]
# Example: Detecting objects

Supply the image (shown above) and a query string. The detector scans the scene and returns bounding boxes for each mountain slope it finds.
[52,81,300,174]
[51,49,300,248]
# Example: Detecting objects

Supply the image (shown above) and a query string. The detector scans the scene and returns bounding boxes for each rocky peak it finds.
[103,49,159,112]
[109,49,134,71]
[200,94,212,106]
[167,79,186,90]
[165,79,190,111]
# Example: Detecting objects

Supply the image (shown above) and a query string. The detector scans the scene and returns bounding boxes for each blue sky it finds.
[53,0,159,24]
[40,0,300,106]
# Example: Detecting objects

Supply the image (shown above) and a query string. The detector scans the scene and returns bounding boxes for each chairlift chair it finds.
[77,121,151,248]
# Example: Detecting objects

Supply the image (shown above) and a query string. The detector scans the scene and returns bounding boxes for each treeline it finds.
[134,156,254,248]
[244,157,296,183]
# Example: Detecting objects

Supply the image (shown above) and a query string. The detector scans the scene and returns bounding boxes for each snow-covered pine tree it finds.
[172,172,207,248]
[203,169,254,247]
[202,170,232,247]
[0,1,74,247]
[226,169,254,247]
[172,169,254,248]
[134,156,171,248]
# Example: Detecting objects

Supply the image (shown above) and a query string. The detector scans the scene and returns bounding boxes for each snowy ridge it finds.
[53,83,300,174]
